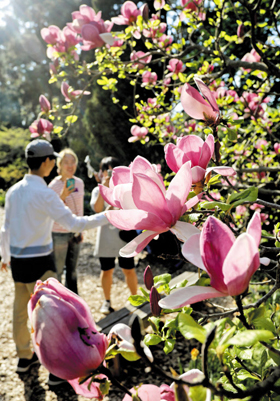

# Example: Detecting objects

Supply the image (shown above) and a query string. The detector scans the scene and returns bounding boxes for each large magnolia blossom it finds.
[100,156,201,257]
[28,278,108,399]
[29,118,53,141]
[159,212,269,309]
[181,77,220,125]
[164,134,236,184]
[112,1,148,26]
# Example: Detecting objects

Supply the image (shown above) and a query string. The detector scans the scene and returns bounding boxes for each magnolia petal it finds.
[159,286,226,309]
[123,384,162,401]
[165,162,192,222]
[194,77,219,113]
[191,166,206,184]
[246,211,261,247]
[201,216,236,294]
[112,166,131,186]
[260,257,270,266]
[131,155,154,175]
[105,209,168,232]
[100,32,115,46]
[205,134,215,156]
[98,184,117,207]
[68,377,103,400]
[164,143,186,173]
[182,233,207,271]
[183,193,203,213]
[176,135,204,166]
[206,166,236,177]
[181,83,216,120]
[119,230,159,257]
[170,220,200,243]
[223,233,260,296]
[113,183,136,209]
[198,140,213,170]
[132,174,173,225]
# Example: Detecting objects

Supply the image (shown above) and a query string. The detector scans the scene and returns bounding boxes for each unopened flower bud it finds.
[39,95,51,113]
[140,3,149,21]
[144,266,154,290]
[150,286,161,317]
[237,23,245,38]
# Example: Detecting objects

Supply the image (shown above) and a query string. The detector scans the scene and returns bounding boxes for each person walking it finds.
[90,156,138,315]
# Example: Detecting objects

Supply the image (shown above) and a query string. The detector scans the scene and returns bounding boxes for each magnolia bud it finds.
[140,3,149,21]
[39,95,51,113]
[237,23,245,38]
[144,266,154,290]
[150,286,161,317]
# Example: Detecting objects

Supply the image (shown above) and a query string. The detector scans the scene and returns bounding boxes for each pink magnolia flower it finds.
[181,78,220,125]
[159,212,269,309]
[128,125,149,143]
[41,25,61,45]
[274,143,280,154]
[181,0,203,12]
[41,25,80,59]
[167,59,185,76]
[61,82,91,102]
[29,119,53,141]
[67,5,103,34]
[112,1,148,25]
[237,23,245,38]
[164,134,236,183]
[130,51,152,69]
[242,48,261,64]
[142,71,158,86]
[154,0,165,10]
[39,95,51,113]
[28,278,108,398]
[100,156,201,257]
[170,370,211,401]
[255,139,268,149]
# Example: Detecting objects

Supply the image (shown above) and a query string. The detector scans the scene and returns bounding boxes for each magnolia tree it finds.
[27,0,280,400]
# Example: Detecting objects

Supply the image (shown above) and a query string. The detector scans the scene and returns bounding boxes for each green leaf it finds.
[189,385,207,401]
[154,273,172,286]
[163,339,175,354]
[229,187,258,207]
[201,201,231,211]
[227,128,237,141]
[236,369,260,381]
[228,330,274,346]
[65,115,78,124]
[207,174,221,186]
[128,295,147,306]
[178,313,207,343]
[252,317,276,333]
[53,126,63,134]
[144,334,162,346]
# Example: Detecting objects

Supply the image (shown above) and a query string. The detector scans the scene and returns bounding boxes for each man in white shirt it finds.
[0,139,108,381]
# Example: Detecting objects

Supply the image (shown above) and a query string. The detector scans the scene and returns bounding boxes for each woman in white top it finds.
[49,148,84,294]
[90,156,138,314]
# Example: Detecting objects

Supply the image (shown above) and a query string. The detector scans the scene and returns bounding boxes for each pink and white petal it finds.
[112,166,131,186]
[98,184,117,207]
[191,166,206,184]
[131,156,154,176]
[164,143,188,173]
[171,221,200,243]
[79,5,97,20]
[105,209,167,232]
[158,286,226,309]
[181,83,216,120]
[166,162,192,222]
[121,1,138,17]
[201,216,236,293]
[223,233,260,296]
[205,134,215,156]
[198,141,212,170]
[182,233,206,271]
[260,257,270,266]
[183,193,203,213]
[144,169,166,195]
[100,32,115,46]
[68,377,103,400]
[246,211,261,247]
[194,77,219,113]
[119,231,160,257]
[176,135,204,166]
[206,166,236,176]
[114,183,136,209]
[132,174,173,225]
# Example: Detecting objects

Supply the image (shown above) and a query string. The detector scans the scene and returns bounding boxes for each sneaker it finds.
[16,353,39,373]
[48,373,67,386]
[100,300,115,315]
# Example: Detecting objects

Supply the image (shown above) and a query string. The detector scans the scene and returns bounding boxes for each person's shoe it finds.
[16,353,39,373]
[47,373,67,386]
[100,300,115,315]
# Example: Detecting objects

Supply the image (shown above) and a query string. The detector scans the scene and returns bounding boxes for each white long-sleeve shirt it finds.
[1,174,108,264]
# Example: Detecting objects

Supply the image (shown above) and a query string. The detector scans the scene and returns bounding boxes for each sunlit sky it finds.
[0,0,10,25]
